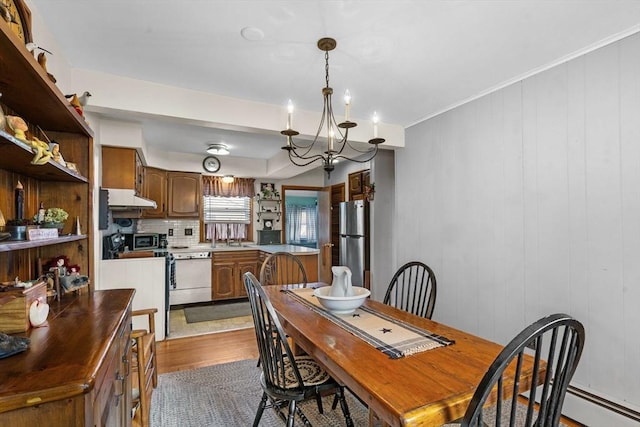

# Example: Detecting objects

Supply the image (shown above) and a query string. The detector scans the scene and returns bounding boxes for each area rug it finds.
[184,301,252,323]
[150,359,369,426]
[150,359,570,427]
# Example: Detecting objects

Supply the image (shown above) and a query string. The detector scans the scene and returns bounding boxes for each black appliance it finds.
[158,233,168,249]
[102,232,126,259]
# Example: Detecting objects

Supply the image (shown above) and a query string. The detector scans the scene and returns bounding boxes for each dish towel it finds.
[284,288,454,359]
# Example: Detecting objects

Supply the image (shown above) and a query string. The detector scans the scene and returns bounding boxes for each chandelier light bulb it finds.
[344,89,351,122]
[372,111,380,138]
[287,99,294,130]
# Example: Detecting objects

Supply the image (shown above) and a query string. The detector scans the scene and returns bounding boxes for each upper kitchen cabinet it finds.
[141,167,167,218]
[0,21,94,283]
[102,146,143,194]
[167,172,201,217]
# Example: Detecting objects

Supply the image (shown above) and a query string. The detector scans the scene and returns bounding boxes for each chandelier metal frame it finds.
[281,37,384,176]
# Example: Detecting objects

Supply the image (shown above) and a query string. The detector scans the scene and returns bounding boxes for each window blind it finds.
[203,196,251,223]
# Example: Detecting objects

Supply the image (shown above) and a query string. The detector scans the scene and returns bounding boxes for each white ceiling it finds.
[29,0,640,177]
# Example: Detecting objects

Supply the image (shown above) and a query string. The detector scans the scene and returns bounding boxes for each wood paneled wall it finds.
[396,32,640,425]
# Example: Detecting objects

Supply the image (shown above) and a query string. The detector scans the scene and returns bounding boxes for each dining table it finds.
[263,283,542,427]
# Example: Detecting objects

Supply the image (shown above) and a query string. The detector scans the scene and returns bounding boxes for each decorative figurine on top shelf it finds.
[28,136,53,165]
[6,115,28,140]
[65,91,91,118]
[49,142,66,167]
[36,52,56,83]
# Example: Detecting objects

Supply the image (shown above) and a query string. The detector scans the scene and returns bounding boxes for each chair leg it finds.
[287,400,297,427]
[336,387,354,427]
[315,391,324,413]
[252,392,268,427]
[332,393,339,410]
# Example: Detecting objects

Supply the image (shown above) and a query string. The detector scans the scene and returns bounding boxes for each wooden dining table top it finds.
[263,284,540,427]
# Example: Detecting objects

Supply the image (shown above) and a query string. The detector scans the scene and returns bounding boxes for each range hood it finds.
[105,188,157,210]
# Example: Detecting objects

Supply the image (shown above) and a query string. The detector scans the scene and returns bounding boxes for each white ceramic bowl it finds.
[313,286,371,314]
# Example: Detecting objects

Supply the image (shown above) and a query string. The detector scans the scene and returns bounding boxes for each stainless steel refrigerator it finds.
[339,200,369,287]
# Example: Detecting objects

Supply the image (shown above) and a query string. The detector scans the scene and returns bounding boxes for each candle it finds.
[287,99,294,130]
[372,111,380,138]
[15,181,24,220]
[329,128,335,151]
[344,89,351,122]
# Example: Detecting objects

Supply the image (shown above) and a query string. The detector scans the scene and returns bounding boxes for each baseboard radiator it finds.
[567,385,640,423]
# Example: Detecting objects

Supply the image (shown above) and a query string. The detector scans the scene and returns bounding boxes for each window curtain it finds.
[202,176,255,241]
[285,204,318,244]
[202,176,255,197]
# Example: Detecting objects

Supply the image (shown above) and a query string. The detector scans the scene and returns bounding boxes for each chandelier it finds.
[281,37,384,177]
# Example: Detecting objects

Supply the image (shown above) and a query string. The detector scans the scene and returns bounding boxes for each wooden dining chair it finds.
[131,308,158,427]
[259,251,308,287]
[243,272,354,427]
[383,261,437,319]
[451,313,585,427]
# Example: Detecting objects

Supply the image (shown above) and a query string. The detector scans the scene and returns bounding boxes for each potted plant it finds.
[40,208,69,230]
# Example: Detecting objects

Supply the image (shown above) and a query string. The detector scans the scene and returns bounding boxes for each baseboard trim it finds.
[566,385,640,423]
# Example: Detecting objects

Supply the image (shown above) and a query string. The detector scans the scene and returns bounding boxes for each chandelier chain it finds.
[325,50,330,89]
[280,37,384,177]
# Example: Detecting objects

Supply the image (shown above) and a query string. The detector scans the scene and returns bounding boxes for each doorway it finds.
[282,188,320,248]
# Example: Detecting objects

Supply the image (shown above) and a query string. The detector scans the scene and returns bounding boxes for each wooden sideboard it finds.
[0,289,134,427]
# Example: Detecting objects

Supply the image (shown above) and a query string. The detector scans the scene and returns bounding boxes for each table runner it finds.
[284,288,454,359]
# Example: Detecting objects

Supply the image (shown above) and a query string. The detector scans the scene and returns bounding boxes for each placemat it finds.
[284,288,454,359]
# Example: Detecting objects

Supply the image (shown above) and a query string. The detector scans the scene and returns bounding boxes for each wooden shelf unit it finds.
[0,18,94,285]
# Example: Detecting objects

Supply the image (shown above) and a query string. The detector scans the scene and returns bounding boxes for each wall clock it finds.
[263,219,273,230]
[1,0,32,44]
[202,156,221,173]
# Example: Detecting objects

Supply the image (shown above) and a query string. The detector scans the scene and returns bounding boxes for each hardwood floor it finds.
[156,328,258,374]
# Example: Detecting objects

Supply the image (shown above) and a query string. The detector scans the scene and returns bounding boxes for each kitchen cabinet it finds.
[167,171,201,217]
[141,167,167,218]
[0,20,93,284]
[0,290,134,427]
[102,146,143,194]
[212,250,259,300]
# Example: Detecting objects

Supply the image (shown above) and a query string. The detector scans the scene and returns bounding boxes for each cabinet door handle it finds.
[114,372,125,406]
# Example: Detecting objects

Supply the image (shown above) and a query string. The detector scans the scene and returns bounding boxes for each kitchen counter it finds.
[250,244,319,255]
[208,243,319,254]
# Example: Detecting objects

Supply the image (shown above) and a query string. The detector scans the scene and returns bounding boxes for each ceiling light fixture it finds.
[222,175,235,184]
[281,37,384,177]
[206,143,230,155]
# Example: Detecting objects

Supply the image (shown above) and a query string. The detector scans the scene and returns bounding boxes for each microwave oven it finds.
[125,233,159,251]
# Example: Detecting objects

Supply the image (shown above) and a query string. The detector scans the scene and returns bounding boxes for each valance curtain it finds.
[202,176,255,197]
[202,176,255,241]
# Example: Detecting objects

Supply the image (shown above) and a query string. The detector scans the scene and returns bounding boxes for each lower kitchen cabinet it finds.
[0,290,134,427]
[212,250,259,300]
